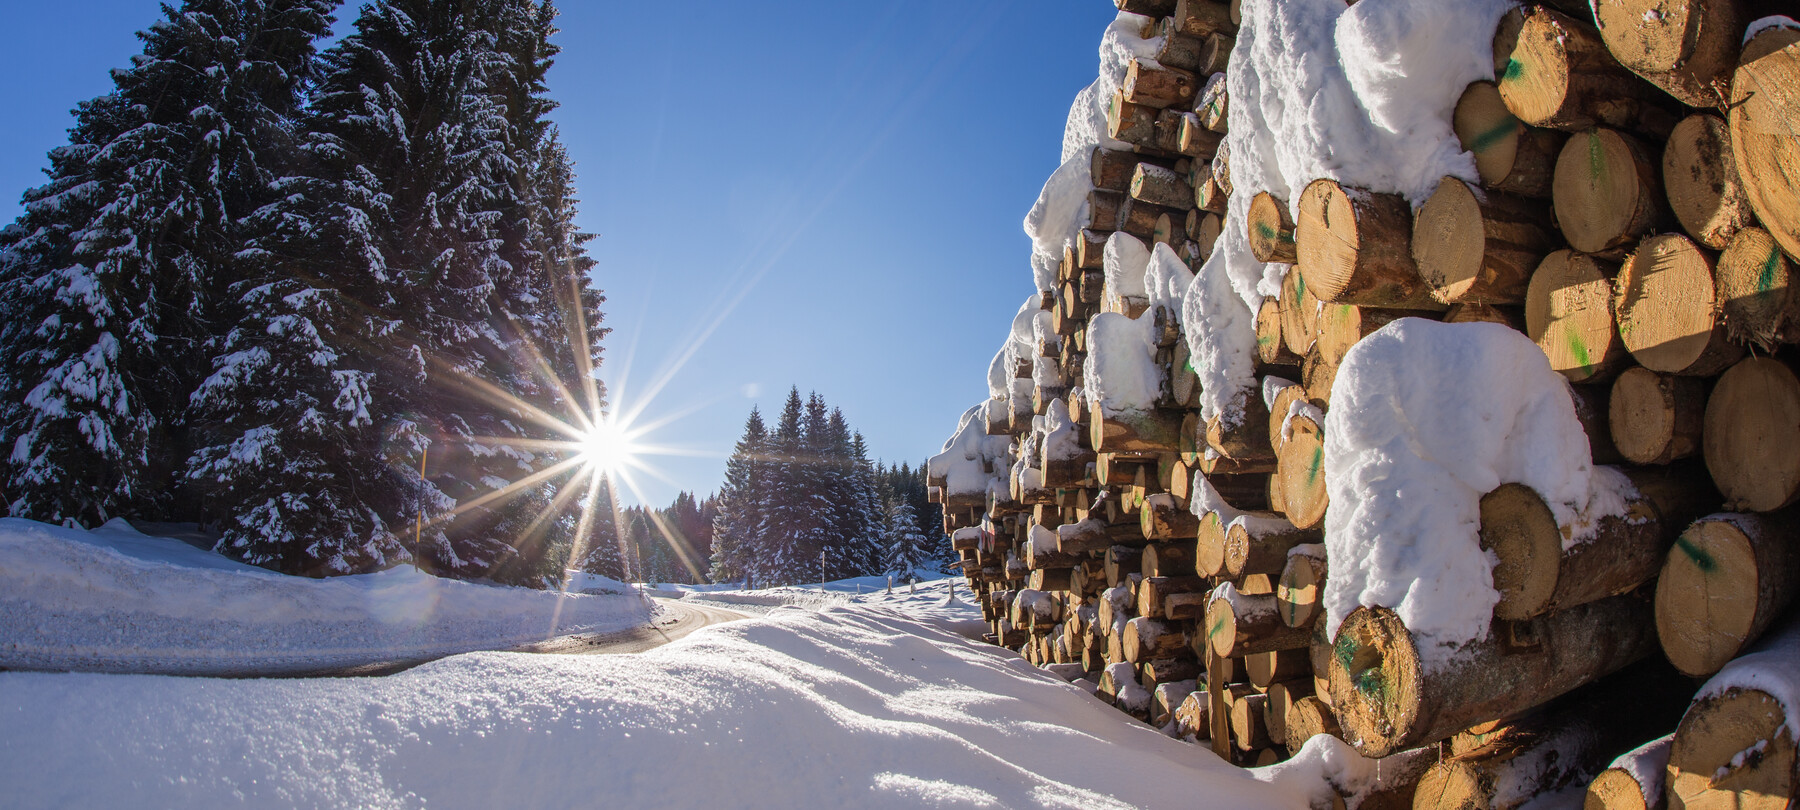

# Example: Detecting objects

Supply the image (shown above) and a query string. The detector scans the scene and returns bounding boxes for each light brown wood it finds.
[1154,19,1208,73]
[1124,59,1199,109]
[1729,27,1800,265]
[1108,89,1160,148]
[1444,302,1526,331]
[1702,356,1800,512]
[1206,386,1277,464]
[1172,0,1233,39]
[1142,541,1196,579]
[1276,412,1329,531]
[1263,679,1313,746]
[1124,615,1192,663]
[1553,128,1666,257]
[1198,74,1229,132]
[1593,0,1744,109]
[1667,680,1799,809]
[1494,5,1674,134]
[1284,695,1342,755]
[1277,546,1327,630]
[1662,114,1753,251]
[1281,266,1321,357]
[1609,367,1705,465]
[1584,767,1659,810]
[1131,163,1194,211]
[1613,234,1743,375]
[1224,516,1321,579]
[1265,382,1309,454]
[1327,598,1658,758]
[1232,693,1274,751]
[1104,544,1145,588]
[1193,162,1229,215]
[1296,179,1443,310]
[1197,31,1233,77]
[1250,191,1298,264]
[1525,250,1630,383]
[1414,176,1554,305]
[1454,81,1566,198]
[1257,297,1303,368]
[1177,112,1223,160]
[1248,649,1311,690]
[1174,688,1212,739]
[1118,197,1180,241]
[1207,584,1314,658]
[1478,465,1717,621]
[1655,509,1800,678]
[1090,409,1184,454]
[1716,226,1800,349]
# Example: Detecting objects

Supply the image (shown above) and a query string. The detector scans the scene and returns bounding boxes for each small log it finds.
[1264,679,1313,746]
[1099,661,1151,719]
[1118,197,1181,241]
[1090,409,1184,454]
[1207,582,1313,658]
[1087,189,1126,234]
[1493,5,1674,134]
[1280,267,1320,357]
[1107,89,1160,148]
[1276,412,1328,531]
[1197,73,1228,132]
[1077,228,1110,270]
[1176,113,1223,160]
[1284,696,1341,755]
[1171,0,1233,38]
[1154,19,1208,73]
[1193,163,1229,214]
[1206,388,1277,464]
[1478,464,1718,621]
[1662,114,1753,250]
[1196,31,1233,77]
[1654,508,1800,678]
[1174,689,1212,739]
[1151,677,1199,727]
[1454,80,1566,198]
[1115,0,1176,14]
[1247,648,1311,690]
[1327,597,1659,758]
[1443,302,1526,331]
[1277,545,1327,630]
[1608,367,1705,465]
[1232,693,1274,752]
[1124,616,1192,664]
[1142,541,1195,579]
[1702,356,1800,511]
[1553,128,1666,257]
[1524,249,1630,383]
[1312,303,1411,385]
[1104,544,1145,588]
[1139,575,1209,620]
[1665,616,1800,810]
[1413,176,1554,305]
[1224,514,1321,579]
[1584,735,1671,810]
[1296,179,1443,310]
[1091,148,1154,194]
[1139,492,1200,541]
[1729,26,1800,265]
[1256,297,1303,368]
[1028,567,1074,592]
[1123,59,1199,109]
[1164,590,1209,621]
[1716,226,1800,349]
[1592,0,1744,109]
[1264,381,1308,453]
[1249,191,1298,264]
[1613,233,1744,375]
[1130,163,1194,209]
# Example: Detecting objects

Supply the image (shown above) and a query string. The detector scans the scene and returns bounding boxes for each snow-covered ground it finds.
[0,518,656,675]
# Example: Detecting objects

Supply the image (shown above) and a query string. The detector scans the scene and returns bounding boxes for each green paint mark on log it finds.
[1760,248,1783,293]
[1306,445,1323,486]
[1567,331,1592,371]
[1588,133,1605,182]
[1471,118,1520,153]
[1675,532,1717,573]
[1501,58,1524,83]
[1334,633,1356,671]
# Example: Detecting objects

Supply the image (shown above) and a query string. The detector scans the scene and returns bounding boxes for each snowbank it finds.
[0,518,654,676]
[1,605,1317,810]
[1320,320,1632,666]
[1083,312,1162,416]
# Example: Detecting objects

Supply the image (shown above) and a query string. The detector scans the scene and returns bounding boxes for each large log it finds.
[1454,81,1566,198]
[1326,597,1659,758]
[1413,176,1554,305]
[1130,163,1194,209]
[1729,27,1800,264]
[1478,465,1718,621]
[1654,509,1800,679]
[1284,696,1342,756]
[1553,128,1666,257]
[1493,5,1674,134]
[1613,234,1743,376]
[1524,249,1630,383]
[1207,582,1313,658]
[1701,356,1800,511]
[1715,226,1800,349]
[1664,616,1800,810]
[1592,0,1744,109]
[1224,514,1321,579]
[1662,114,1754,251]
[1249,191,1298,264]
[1123,59,1199,109]
[1609,367,1706,465]
[1296,179,1443,311]
[1089,408,1184,454]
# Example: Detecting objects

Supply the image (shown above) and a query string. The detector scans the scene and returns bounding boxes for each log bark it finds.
[1654,509,1800,678]
[1206,387,1277,464]
[1123,59,1199,109]
[1090,409,1184,454]
[1443,302,1526,331]
[1139,575,1208,620]
[1296,179,1443,310]
[1729,27,1800,265]
[1224,515,1321,579]
[1118,197,1181,240]
[1249,191,1298,264]
[1454,81,1566,198]
[1142,541,1195,579]
[1104,544,1145,588]
[1524,249,1630,383]
[1278,545,1327,630]
[1276,412,1329,531]
[1124,616,1192,663]
[1493,5,1675,134]
[1553,128,1666,257]
[1248,648,1311,690]
[1284,696,1342,755]
[1107,89,1160,148]
[1614,234,1744,375]
[1130,163,1194,209]
[1702,356,1800,511]
[1154,19,1208,73]
[1609,367,1706,465]
[1208,582,1314,658]
[1176,113,1223,160]
[1662,114,1754,250]
[1716,226,1800,350]
[1087,189,1126,234]
[1478,464,1718,621]
[1172,0,1233,38]
[1197,31,1233,77]
[1326,597,1659,758]
[1413,176,1554,305]
[1592,0,1744,109]
[1139,492,1200,541]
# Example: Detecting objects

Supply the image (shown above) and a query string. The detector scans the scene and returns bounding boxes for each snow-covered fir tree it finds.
[708,408,766,585]
[0,0,338,528]
[881,498,931,582]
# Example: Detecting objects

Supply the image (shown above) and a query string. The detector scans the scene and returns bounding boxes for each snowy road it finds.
[511,598,750,656]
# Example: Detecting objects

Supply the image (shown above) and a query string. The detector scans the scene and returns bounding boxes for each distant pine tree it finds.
[757,388,809,586]
[0,0,338,528]
[708,408,766,585]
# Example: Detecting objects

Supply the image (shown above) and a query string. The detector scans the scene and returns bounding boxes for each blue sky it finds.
[0,0,1116,506]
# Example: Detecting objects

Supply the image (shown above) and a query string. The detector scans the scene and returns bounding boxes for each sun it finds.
[577,419,637,474]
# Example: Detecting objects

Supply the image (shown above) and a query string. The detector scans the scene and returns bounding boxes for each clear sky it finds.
[0,0,1117,507]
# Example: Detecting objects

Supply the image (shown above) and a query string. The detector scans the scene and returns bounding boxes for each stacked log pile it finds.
[932,2,1800,808]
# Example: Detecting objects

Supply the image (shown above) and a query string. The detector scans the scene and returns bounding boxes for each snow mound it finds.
[1321,320,1631,667]
[0,518,653,676]
[1,605,1312,809]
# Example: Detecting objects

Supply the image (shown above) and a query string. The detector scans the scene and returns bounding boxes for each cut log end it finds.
[1666,687,1797,810]
[1613,234,1742,376]
[1525,249,1628,383]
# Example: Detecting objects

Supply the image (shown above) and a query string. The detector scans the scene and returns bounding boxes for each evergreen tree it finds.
[708,408,766,585]
[843,429,885,577]
[0,0,338,527]
[757,388,809,586]
[881,498,931,582]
